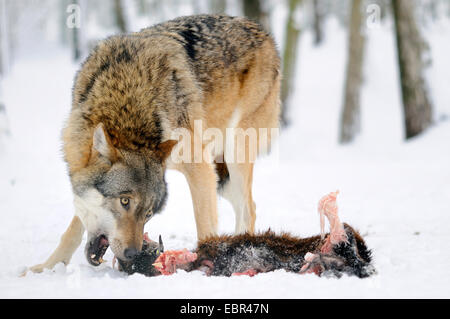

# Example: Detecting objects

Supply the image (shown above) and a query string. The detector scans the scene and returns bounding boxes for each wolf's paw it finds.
[22,263,48,276]
[153,249,197,275]
[28,264,46,274]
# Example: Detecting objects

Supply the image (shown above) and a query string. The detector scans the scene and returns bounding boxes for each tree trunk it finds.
[280,0,302,127]
[0,0,7,141]
[136,0,148,16]
[339,0,366,144]
[113,0,127,33]
[392,0,433,139]
[312,0,324,46]
[0,0,7,134]
[72,24,81,61]
[60,0,70,46]
[210,0,227,14]
[243,0,271,32]
[70,0,81,61]
[0,0,10,76]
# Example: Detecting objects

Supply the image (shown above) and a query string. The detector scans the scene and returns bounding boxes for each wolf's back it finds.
[136,14,276,92]
[65,14,279,174]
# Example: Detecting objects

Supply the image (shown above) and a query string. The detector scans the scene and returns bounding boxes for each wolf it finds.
[29,14,280,273]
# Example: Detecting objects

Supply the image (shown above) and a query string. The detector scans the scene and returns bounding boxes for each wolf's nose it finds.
[124,248,138,261]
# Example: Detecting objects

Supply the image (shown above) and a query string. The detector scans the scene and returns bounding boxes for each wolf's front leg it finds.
[28,216,85,273]
[181,162,218,240]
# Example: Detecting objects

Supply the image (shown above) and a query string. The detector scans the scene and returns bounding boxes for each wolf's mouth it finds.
[116,234,164,276]
[86,234,109,266]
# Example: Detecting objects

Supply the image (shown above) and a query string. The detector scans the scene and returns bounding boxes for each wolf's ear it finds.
[92,123,116,161]
[155,139,177,163]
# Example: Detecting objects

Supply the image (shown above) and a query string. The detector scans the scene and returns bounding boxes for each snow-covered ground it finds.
[1,15,450,298]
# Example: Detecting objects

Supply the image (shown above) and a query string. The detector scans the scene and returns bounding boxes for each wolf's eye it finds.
[145,211,153,220]
[120,197,130,208]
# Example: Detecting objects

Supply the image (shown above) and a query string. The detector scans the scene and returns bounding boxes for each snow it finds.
[1,15,450,298]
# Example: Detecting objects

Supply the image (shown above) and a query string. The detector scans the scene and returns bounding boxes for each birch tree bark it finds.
[392,0,433,139]
[339,0,366,144]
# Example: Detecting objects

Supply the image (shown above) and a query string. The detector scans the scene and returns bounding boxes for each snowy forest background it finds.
[0,0,449,298]
[1,0,449,141]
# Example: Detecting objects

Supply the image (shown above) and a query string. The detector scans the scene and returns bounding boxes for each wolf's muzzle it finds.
[85,234,109,266]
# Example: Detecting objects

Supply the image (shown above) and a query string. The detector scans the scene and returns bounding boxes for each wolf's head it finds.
[71,123,176,265]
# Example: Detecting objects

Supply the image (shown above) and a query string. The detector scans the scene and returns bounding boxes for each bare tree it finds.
[312,0,324,45]
[0,0,10,76]
[392,0,433,139]
[448,0,450,18]
[59,0,70,46]
[191,0,202,14]
[243,0,271,32]
[114,0,128,33]
[280,0,302,126]
[210,0,227,14]
[136,0,148,16]
[69,0,82,61]
[339,0,366,144]
[0,0,9,141]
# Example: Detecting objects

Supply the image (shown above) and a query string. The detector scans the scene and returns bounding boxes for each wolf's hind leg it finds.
[28,216,85,274]
[220,162,256,234]
[220,80,280,235]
